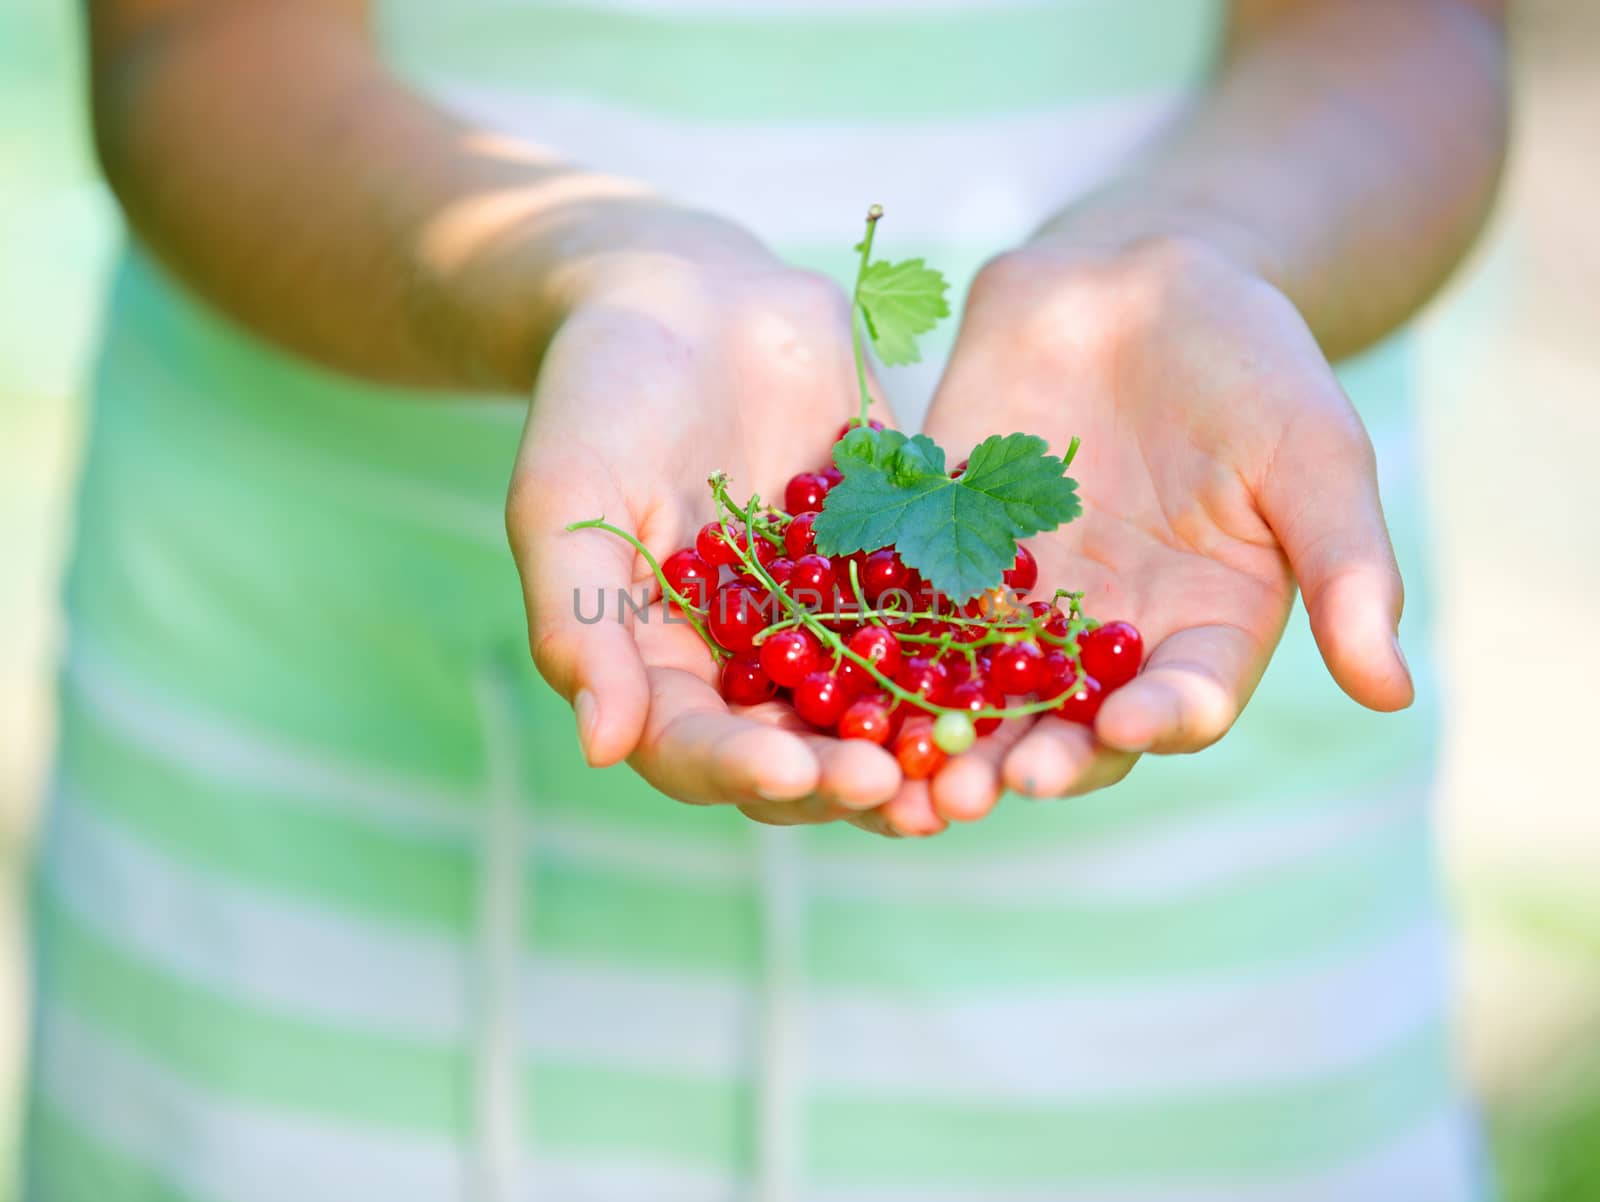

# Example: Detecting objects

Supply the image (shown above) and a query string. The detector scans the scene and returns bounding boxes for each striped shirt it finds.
[28,1,1485,1199]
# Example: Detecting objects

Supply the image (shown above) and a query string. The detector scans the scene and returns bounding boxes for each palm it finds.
[1018,371,1294,746]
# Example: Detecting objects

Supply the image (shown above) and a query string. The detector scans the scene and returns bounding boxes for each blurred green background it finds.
[3,1,1599,1198]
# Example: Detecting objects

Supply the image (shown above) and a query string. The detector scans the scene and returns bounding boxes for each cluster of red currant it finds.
[638,421,1144,781]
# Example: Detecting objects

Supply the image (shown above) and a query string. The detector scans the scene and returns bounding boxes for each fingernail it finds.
[574,688,599,759]
[1392,635,1412,683]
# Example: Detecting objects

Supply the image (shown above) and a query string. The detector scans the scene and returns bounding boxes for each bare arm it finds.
[1039,0,1509,359]
[921,0,1510,811]
[91,0,929,825]
[88,0,763,391]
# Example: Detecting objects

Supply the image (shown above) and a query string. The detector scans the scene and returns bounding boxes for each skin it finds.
[915,0,1510,823]
[89,0,1508,836]
[511,259,913,832]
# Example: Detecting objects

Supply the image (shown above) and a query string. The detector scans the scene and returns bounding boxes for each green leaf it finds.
[856,258,950,366]
[813,429,1081,601]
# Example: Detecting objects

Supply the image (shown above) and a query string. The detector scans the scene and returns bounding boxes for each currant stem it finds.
[564,517,723,658]
[848,204,884,429]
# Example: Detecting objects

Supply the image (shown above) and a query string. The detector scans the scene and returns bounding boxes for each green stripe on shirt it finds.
[32,896,1455,1185]
[27,1101,201,1202]
[381,0,1222,123]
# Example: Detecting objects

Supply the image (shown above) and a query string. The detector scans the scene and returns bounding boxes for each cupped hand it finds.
[506,212,924,830]
[919,236,1413,820]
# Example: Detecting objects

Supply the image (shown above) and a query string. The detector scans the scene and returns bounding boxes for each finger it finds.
[842,807,905,839]
[739,797,843,827]
[730,730,902,827]
[509,472,654,768]
[877,780,948,837]
[1002,720,1140,799]
[807,735,903,812]
[929,717,1033,824]
[1093,623,1263,755]
[1259,406,1413,712]
[749,745,908,832]
[630,667,820,805]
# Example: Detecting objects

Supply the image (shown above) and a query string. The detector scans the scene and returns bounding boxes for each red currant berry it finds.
[906,617,953,640]
[787,554,836,604]
[1004,543,1038,594]
[695,521,741,568]
[1026,600,1055,623]
[720,657,775,706]
[820,466,844,489]
[784,472,832,515]
[860,549,911,602]
[894,655,951,708]
[838,694,895,745]
[831,551,867,594]
[759,628,823,688]
[990,640,1047,695]
[706,583,771,654]
[1038,649,1075,699]
[834,418,886,443]
[1053,674,1104,725]
[894,719,948,780]
[661,549,713,608]
[784,512,817,558]
[848,624,904,679]
[821,615,862,640]
[793,671,850,728]
[836,657,877,697]
[737,557,792,587]
[950,457,969,479]
[940,652,978,686]
[957,622,991,646]
[737,529,779,567]
[1079,621,1143,690]
[948,679,1007,735]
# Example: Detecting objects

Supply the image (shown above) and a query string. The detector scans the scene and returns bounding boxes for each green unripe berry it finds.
[932,711,976,755]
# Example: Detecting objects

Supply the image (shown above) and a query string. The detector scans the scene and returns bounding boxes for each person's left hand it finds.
[915,236,1415,823]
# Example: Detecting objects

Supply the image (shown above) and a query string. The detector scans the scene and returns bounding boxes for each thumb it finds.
[508,470,652,768]
[1259,404,1414,712]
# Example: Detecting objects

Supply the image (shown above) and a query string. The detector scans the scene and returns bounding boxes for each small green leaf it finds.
[857,258,950,366]
[812,429,1081,601]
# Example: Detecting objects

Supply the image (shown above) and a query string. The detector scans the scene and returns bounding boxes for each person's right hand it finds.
[506,206,940,835]
[918,236,1414,819]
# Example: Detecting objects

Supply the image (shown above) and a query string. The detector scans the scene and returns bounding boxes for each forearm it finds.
[1036,0,1508,359]
[89,0,764,391]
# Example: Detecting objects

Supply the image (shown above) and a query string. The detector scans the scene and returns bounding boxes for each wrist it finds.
[439,197,778,392]
[1029,194,1287,297]
[550,201,781,306]
[969,229,1278,349]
